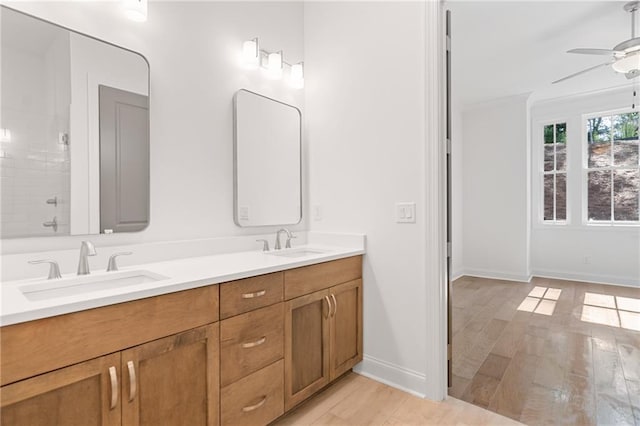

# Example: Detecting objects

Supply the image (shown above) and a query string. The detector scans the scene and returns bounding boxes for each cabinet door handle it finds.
[331,294,338,317]
[108,366,118,410]
[241,336,266,348]
[242,290,266,299]
[324,296,331,318]
[242,395,267,412]
[127,361,137,402]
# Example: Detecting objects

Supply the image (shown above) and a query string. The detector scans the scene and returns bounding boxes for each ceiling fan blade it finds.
[552,62,613,84]
[567,48,619,56]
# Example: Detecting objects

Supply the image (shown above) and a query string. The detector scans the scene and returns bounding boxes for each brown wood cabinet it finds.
[0,286,218,387]
[1,353,122,426]
[284,289,331,411]
[121,324,219,426]
[283,257,363,412]
[329,279,363,381]
[1,326,220,426]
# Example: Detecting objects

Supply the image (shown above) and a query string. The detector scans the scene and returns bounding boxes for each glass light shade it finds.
[123,0,147,22]
[290,63,304,89]
[266,51,283,79]
[612,54,640,73]
[242,39,259,68]
[0,128,11,142]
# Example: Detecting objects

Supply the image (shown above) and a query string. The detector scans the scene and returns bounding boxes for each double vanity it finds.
[0,6,359,425]
[0,241,364,426]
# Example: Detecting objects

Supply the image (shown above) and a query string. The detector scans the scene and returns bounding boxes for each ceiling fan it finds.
[553,1,640,84]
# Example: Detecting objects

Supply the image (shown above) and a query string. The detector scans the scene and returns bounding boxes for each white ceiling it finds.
[449,0,640,107]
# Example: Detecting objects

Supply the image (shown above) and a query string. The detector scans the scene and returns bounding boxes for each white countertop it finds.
[1,244,364,326]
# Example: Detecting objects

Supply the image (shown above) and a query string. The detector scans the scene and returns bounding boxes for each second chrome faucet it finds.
[77,241,97,275]
[256,228,296,252]
[274,228,295,250]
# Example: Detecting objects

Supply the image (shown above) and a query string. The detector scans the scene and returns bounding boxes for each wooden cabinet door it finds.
[329,279,363,381]
[0,353,121,426]
[284,289,330,411]
[121,324,219,426]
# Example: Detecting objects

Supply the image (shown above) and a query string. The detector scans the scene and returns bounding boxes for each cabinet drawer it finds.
[284,256,362,300]
[221,360,284,426]
[220,272,283,319]
[220,303,284,386]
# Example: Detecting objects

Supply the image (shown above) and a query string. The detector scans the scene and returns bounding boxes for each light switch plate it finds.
[239,206,249,221]
[396,202,416,223]
[313,205,323,221]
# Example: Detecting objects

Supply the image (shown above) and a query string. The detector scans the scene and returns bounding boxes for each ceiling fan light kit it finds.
[554,1,640,83]
[612,53,640,73]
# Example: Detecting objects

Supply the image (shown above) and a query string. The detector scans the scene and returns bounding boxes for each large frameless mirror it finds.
[0,6,150,238]
[233,89,302,227]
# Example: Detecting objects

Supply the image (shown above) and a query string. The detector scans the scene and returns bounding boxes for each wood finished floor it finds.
[449,276,640,425]
[274,372,521,425]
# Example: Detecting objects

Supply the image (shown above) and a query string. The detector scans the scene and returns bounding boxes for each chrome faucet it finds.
[274,228,295,250]
[77,241,97,275]
[28,259,62,280]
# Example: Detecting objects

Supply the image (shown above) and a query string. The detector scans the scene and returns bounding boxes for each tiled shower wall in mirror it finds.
[1,23,70,238]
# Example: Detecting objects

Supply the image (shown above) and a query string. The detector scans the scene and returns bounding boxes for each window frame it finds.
[582,107,640,227]
[540,120,568,225]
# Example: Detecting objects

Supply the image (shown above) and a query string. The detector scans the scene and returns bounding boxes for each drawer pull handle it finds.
[242,336,266,348]
[331,294,338,317]
[108,366,118,410]
[127,360,137,402]
[242,395,267,412]
[242,290,266,299]
[324,296,331,318]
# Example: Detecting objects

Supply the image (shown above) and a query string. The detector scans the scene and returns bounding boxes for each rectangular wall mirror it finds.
[0,6,150,238]
[234,89,302,227]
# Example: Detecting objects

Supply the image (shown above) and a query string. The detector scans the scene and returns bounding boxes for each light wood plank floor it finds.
[274,372,521,425]
[450,276,640,425]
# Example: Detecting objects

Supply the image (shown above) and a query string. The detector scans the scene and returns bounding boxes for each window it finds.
[585,112,640,223]
[543,122,567,221]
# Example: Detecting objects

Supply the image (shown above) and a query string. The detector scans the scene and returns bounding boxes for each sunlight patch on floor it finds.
[580,292,640,331]
[516,287,562,316]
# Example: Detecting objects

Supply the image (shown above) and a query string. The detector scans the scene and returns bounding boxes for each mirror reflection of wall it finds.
[234,89,302,227]
[0,6,150,239]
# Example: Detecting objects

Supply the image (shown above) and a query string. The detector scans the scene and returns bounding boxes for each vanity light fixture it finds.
[242,38,260,69]
[241,39,303,88]
[266,51,284,80]
[0,128,11,143]
[123,0,147,22]
[290,62,304,89]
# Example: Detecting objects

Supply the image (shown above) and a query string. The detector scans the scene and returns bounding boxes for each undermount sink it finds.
[20,270,169,302]
[267,248,329,258]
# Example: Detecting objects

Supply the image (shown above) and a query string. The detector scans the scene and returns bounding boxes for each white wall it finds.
[460,94,531,282]
[305,1,445,399]
[1,2,306,259]
[530,87,640,287]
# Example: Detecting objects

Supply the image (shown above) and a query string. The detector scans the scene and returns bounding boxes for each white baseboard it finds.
[532,269,640,288]
[353,355,427,399]
[458,268,532,283]
[450,271,465,282]
[455,267,639,288]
